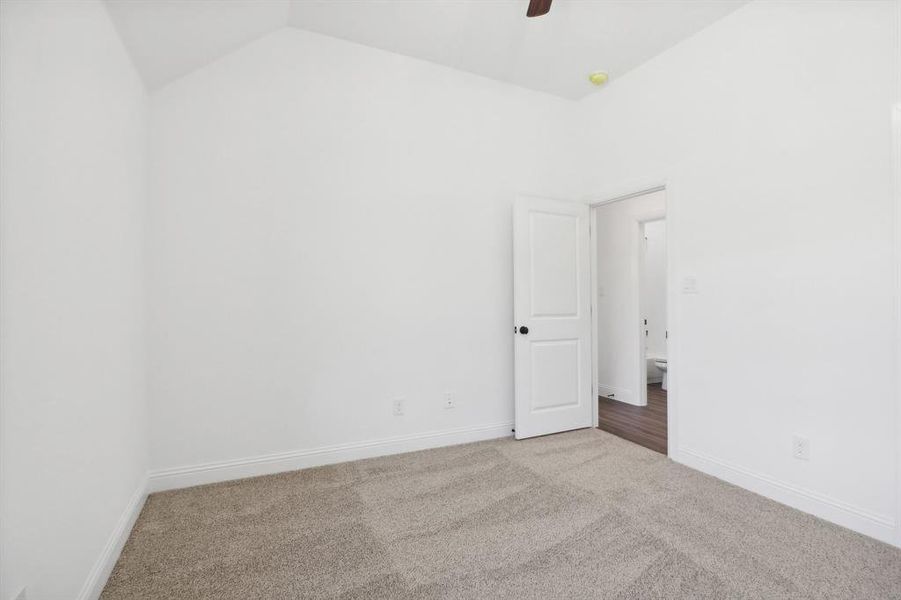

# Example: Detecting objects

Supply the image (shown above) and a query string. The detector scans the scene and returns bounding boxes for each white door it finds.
[513,196,593,439]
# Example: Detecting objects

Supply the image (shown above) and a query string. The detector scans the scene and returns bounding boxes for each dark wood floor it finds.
[597,383,667,454]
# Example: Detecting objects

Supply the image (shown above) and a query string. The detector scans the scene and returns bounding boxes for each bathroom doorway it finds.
[591,189,668,454]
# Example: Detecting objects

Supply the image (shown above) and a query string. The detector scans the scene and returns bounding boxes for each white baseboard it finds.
[596,384,637,405]
[678,447,898,547]
[148,422,514,493]
[76,478,148,600]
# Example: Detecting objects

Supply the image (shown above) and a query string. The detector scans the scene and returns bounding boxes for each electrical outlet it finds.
[392,398,405,416]
[792,435,810,461]
[443,392,455,410]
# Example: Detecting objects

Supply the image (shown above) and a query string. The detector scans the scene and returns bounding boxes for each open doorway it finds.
[592,189,668,454]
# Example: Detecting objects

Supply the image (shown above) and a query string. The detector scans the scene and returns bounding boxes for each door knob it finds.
[519,326,529,335]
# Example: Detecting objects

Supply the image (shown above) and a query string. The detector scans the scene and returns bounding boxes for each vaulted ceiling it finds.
[104,0,748,99]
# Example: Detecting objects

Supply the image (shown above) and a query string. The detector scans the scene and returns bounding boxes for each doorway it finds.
[591,190,668,454]
[511,188,676,454]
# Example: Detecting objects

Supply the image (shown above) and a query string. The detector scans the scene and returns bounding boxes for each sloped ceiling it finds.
[104,0,291,90]
[104,0,748,99]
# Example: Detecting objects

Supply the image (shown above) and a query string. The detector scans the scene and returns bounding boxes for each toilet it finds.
[654,358,668,391]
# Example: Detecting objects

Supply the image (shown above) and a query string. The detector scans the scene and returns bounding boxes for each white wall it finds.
[147,28,580,479]
[642,219,667,362]
[595,191,665,405]
[0,2,148,599]
[580,0,901,544]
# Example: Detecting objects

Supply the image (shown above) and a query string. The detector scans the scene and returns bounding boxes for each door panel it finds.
[530,339,581,411]
[530,212,579,317]
[514,196,592,439]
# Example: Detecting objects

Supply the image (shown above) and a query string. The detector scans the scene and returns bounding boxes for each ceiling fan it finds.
[526,0,552,17]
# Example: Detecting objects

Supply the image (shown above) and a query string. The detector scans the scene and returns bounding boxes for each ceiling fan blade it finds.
[526,0,552,18]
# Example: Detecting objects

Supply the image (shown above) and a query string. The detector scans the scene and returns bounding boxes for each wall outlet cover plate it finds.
[392,398,405,416]
[792,435,810,461]
[681,276,699,294]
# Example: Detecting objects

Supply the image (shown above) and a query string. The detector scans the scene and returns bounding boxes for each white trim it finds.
[892,100,901,548]
[893,0,901,548]
[632,216,647,407]
[148,422,513,492]
[76,478,147,600]
[585,177,666,208]
[634,212,665,407]
[664,178,679,460]
[590,212,600,428]
[679,447,898,547]
[596,383,635,406]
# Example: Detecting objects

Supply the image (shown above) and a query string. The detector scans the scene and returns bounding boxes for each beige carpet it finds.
[102,429,901,599]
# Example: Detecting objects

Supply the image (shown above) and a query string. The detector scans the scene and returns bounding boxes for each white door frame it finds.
[588,177,679,459]
[891,102,901,548]
[637,215,666,406]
